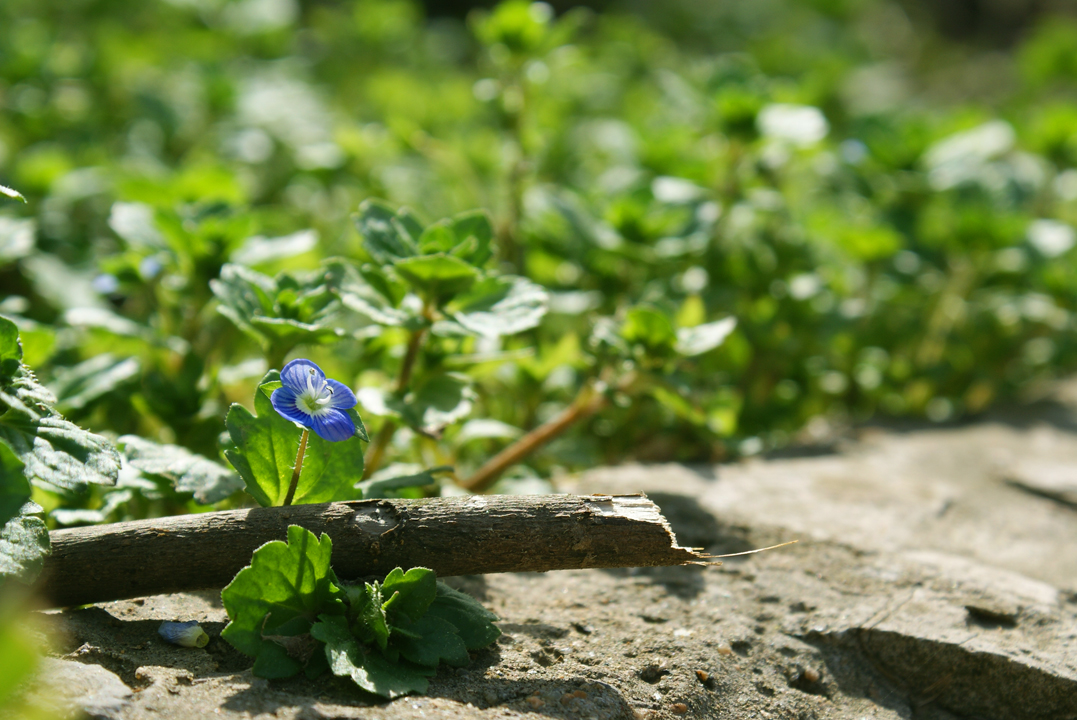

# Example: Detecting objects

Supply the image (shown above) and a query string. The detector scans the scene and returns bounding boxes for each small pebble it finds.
[573,690,588,699]
[716,644,733,655]
[803,668,820,683]
[560,693,575,705]
[526,696,545,709]
[671,702,688,714]
[695,670,709,682]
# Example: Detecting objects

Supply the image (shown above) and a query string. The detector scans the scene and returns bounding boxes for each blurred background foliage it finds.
[1,0,1077,523]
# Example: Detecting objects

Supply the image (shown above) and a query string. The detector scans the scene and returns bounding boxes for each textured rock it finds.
[25,391,1077,719]
[26,658,132,719]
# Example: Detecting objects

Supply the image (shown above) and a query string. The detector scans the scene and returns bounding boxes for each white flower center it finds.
[296,368,334,417]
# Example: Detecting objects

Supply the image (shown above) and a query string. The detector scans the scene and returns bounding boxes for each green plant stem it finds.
[459,380,609,493]
[362,326,428,480]
[282,428,309,506]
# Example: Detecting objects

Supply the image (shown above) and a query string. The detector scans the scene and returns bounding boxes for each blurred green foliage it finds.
[1,0,1076,524]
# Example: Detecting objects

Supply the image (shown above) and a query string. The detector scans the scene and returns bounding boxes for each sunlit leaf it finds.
[119,435,243,504]
[221,526,345,679]
[0,184,26,203]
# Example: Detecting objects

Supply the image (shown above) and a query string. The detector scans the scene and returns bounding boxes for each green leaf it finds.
[357,464,447,498]
[327,260,415,328]
[393,255,479,304]
[296,424,365,504]
[408,375,475,432]
[417,222,458,255]
[448,210,494,267]
[231,229,318,266]
[226,372,362,507]
[50,354,142,414]
[210,264,276,344]
[382,567,437,625]
[358,264,408,307]
[0,218,34,265]
[0,441,29,529]
[211,265,344,349]
[311,614,434,699]
[393,613,471,668]
[436,276,548,338]
[394,208,426,247]
[0,318,20,366]
[0,413,120,491]
[0,320,118,582]
[108,201,165,249]
[621,306,678,355]
[350,581,391,650]
[119,435,243,504]
[675,317,737,357]
[221,526,345,678]
[0,184,26,203]
[0,505,49,584]
[425,582,501,651]
[650,386,706,426]
[354,199,418,264]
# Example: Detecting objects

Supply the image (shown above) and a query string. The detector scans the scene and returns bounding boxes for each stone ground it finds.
[21,385,1077,720]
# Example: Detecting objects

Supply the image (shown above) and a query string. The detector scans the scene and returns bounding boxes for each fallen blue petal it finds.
[159,621,210,648]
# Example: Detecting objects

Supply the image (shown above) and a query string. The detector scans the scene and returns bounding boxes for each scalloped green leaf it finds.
[393,613,470,668]
[425,582,501,650]
[382,567,436,625]
[221,526,345,678]
[393,254,479,304]
[225,372,363,507]
[354,199,419,264]
[311,614,434,698]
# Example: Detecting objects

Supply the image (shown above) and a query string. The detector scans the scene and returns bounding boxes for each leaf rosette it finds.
[222,525,500,698]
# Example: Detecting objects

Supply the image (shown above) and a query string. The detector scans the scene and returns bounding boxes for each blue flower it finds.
[271,359,358,442]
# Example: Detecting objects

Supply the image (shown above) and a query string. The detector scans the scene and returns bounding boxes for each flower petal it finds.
[310,408,356,442]
[271,386,311,426]
[280,358,325,393]
[325,379,357,409]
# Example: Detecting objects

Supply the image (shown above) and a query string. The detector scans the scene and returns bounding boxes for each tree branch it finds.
[37,494,711,608]
[460,387,608,492]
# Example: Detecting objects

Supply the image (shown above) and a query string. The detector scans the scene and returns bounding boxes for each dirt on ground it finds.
[21,384,1077,720]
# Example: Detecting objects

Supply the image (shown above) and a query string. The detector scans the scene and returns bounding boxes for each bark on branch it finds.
[38,494,711,608]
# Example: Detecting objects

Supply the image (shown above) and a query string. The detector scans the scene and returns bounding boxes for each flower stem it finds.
[282,428,309,506]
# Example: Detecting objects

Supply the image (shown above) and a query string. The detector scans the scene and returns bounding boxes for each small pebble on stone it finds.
[671,702,689,714]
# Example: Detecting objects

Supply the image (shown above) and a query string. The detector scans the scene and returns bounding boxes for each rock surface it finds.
[24,392,1077,719]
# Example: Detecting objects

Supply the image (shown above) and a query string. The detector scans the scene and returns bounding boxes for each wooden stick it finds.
[460,388,608,493]
[37,494,710,608]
